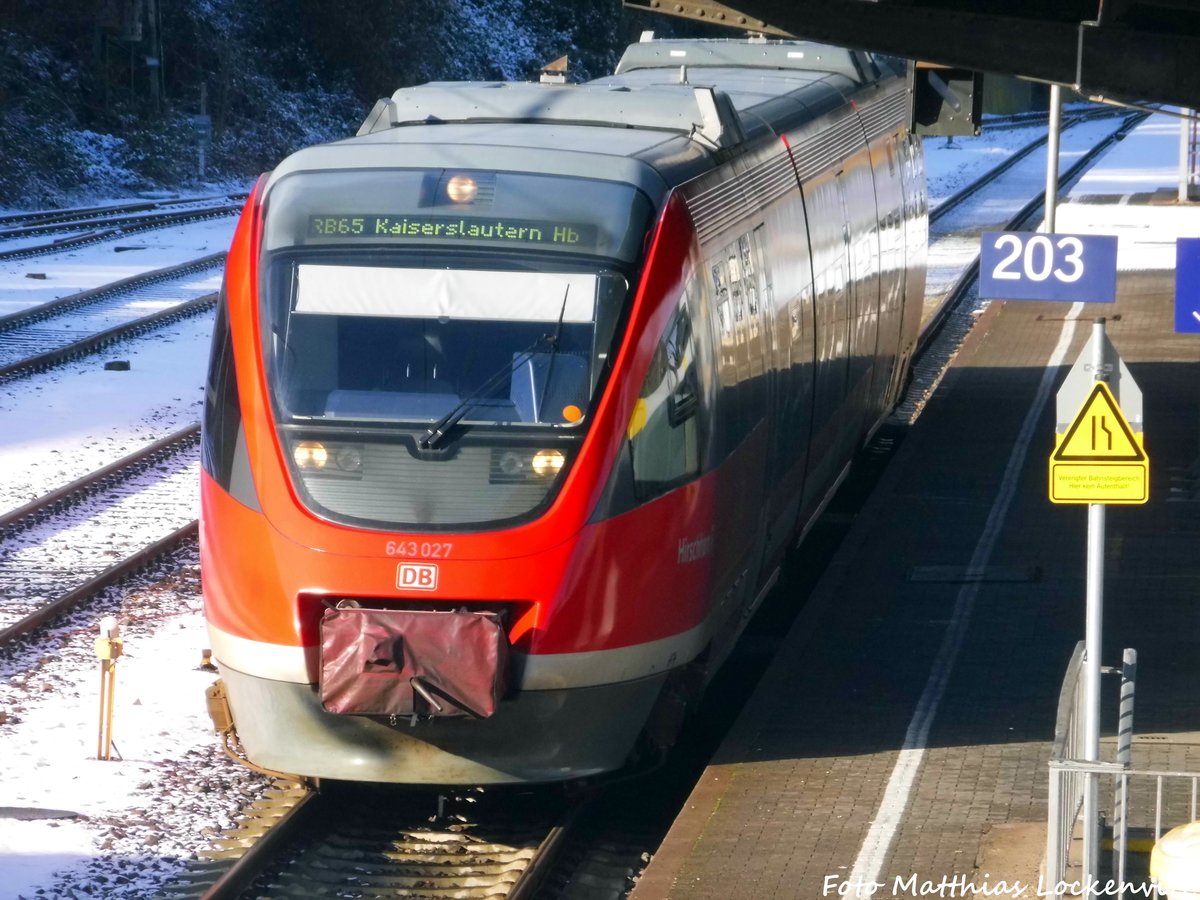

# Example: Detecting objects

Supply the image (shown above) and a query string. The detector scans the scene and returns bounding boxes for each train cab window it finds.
[628,298,700,500]
[271,264,626,427]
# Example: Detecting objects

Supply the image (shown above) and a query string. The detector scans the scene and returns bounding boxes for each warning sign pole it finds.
[1047,317,1147,899]
[1082,320,1106,896]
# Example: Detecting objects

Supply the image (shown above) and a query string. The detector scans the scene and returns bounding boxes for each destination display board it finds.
[308,214,599,250]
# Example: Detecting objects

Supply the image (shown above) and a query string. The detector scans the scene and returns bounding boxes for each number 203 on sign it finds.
[979,232,1118,303]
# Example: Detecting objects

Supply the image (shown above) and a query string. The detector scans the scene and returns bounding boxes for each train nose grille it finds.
[293,442,559,529]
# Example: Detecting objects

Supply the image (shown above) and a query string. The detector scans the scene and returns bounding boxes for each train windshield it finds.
[257,169,651,531]
[267,261,629,428]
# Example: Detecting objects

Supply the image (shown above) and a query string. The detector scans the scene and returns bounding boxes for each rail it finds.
[179,787,576,899]
[0,424,199,534]
[0,252,224,333]
[0,203,240,262]
[0,292,216,381]
[0,425,201,647]
[0,521,197,647]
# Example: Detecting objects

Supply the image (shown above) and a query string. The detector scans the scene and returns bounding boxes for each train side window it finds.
[201,288,240,489]
[740,235,758,317]
[727,243,745,322]
[628,297,700,500]
[712,257,732,336]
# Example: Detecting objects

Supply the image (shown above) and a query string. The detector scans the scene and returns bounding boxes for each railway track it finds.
[169,784,577,899]
[915,109,1147,361]
[892,111,1147,423]
[929,105,1131,222]
[0,253,222,381]
[0,425,199,647]
[0,197,243,263]
[0,192,247,231]
[980,103,1148,133]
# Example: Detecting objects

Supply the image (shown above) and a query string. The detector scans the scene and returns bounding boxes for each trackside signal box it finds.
[908,61,983,136]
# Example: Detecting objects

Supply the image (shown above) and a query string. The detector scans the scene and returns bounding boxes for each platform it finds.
[631,114,1200,899]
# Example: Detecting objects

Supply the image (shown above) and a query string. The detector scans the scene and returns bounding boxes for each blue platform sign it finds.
[1175,238,1200,333]
[980,232,1118,303]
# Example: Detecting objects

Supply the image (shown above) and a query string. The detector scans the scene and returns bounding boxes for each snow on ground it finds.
[0,316,212,516]
[924,123,1050,208]
[0,111,1198,899]
[0,562,270,899]
[0,208,245,899]
[1056,111,1200,270]
[1070,113,1189,196]
[0,202,238,517]
[0,215,237,318]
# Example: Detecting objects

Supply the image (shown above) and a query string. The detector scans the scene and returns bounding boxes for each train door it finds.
[857,174,885,432]
[797,171,853,524]
[747,225,793,565]
[711,244,753,443]
[740,228,776,453]
[829,172,862,470]
[894,134,928,392]
[873,134,908,413]
[703,228,772,675]
[839,164,883,451]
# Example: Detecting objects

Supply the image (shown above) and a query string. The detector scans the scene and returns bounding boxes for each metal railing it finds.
[1047,643,1200,899]
[1047,642,1088,896]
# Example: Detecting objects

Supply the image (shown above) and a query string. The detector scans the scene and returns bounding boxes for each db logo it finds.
[396,562,438,591]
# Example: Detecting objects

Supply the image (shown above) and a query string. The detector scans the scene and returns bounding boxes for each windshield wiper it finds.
[418,286,571,451]
[535,287,570,423]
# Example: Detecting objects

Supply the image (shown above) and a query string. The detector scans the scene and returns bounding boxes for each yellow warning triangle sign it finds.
[1054,381,1145,462]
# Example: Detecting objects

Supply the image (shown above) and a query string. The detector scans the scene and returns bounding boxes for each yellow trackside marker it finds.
[1049,381,1148,504]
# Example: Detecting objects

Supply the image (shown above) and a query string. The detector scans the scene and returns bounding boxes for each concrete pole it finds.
[1045,83,1063,232]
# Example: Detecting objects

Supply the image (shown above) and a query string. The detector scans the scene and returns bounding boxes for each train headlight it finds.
[334,446,363,473]
[446,175,478,204]
[531,449,565,477]
[294,441,329,469]
[497,451,525,477]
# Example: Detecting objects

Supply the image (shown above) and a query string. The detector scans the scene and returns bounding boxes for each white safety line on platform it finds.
[845,300,1086,897]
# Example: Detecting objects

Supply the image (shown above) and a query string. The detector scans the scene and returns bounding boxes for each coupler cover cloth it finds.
[319,607,509,718]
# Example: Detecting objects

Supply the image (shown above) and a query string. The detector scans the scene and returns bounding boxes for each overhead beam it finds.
[630,0,792,36]
[625,0,1200,108]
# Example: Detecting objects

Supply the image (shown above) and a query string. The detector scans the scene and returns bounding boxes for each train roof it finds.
[613,37,881,83]
[264,39,906,202]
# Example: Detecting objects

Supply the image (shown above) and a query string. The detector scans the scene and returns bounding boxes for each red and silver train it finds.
[201,38,927,783]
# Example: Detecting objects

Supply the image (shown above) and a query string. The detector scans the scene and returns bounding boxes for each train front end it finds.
[200,146,706,783]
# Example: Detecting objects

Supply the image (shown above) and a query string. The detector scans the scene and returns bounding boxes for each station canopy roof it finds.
[624,0,1200,109]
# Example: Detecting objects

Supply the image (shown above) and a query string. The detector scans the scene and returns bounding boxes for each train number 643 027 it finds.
[385,540,453,559]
